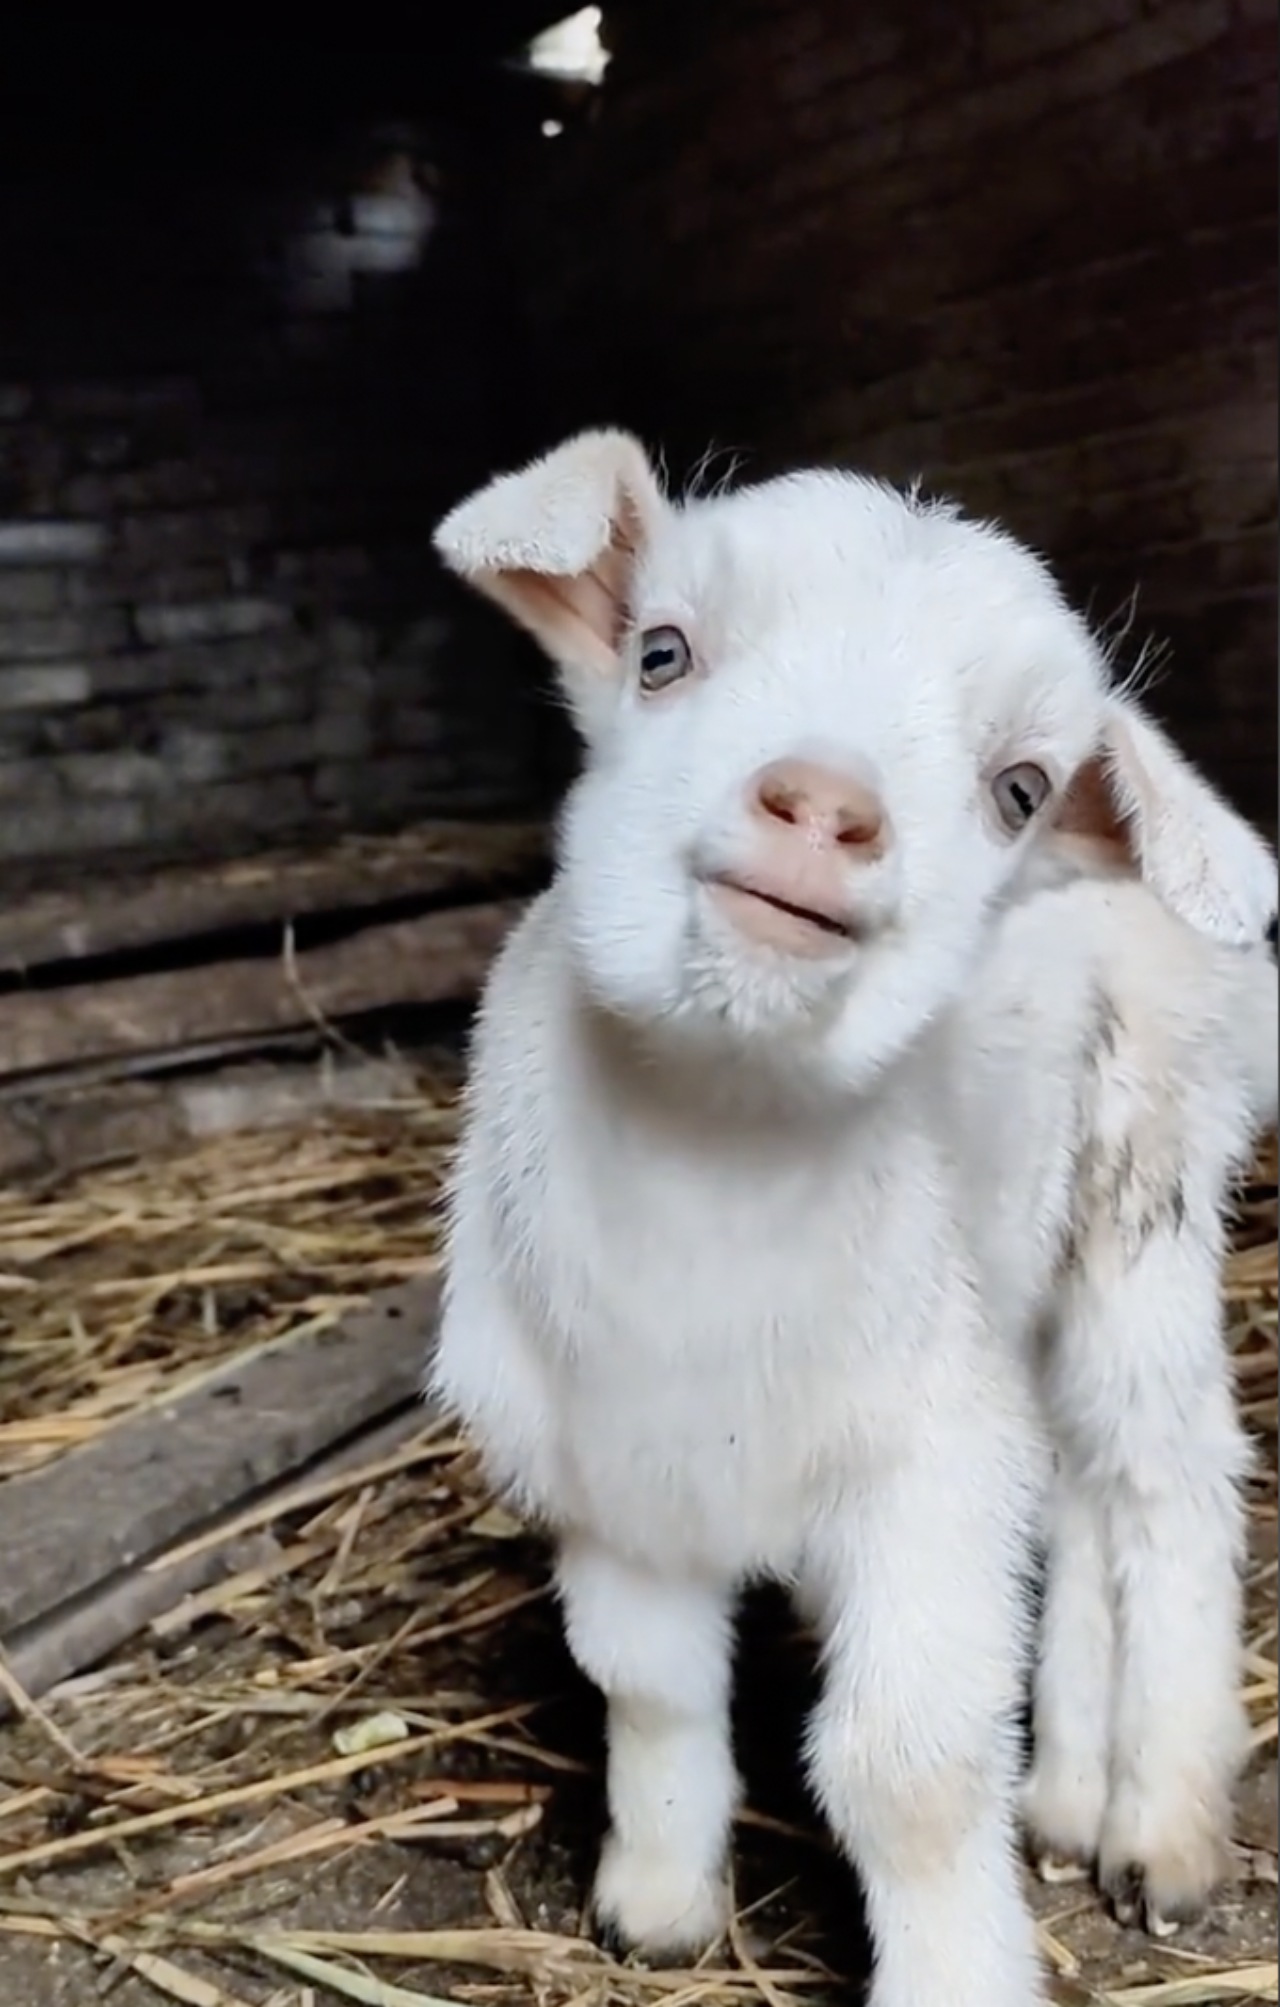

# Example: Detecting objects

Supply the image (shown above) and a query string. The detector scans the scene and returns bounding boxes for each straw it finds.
[0,1087,1272,2007]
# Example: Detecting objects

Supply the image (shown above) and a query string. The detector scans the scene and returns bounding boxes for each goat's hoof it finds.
[592,1838,730,1960]
[1099,1815,1231,1938]
[1032,1848,1092,1886]
[1022,1760,1106,1883]
[1101,1859,1201,1936]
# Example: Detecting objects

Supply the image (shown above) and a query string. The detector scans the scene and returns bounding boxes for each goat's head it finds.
[436,430,1276,1090]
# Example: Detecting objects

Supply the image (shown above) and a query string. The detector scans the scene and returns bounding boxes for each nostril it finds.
[757,777,804,826]
[835,804,883,849]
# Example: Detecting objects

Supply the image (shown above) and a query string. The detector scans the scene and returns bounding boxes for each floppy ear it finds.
[433,428,666,736]
[1051,692,1277,946]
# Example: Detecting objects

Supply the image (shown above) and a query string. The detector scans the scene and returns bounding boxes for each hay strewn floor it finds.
[0,1056,464,1482]
[0,1080,1275,2006]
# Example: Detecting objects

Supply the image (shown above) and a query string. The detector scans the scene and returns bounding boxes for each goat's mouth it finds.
[703,872,858,959]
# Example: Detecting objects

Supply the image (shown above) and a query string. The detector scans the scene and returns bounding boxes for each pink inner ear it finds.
[484,492,644,677]
[1053,755,1140,873]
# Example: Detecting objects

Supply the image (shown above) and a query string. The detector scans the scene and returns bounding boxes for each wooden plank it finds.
[4,1406,433,1706]
[0,1053,426,1183]
[0,898,521,1079]
[5,1536,277,1706]
[0,820,548,975]
[0,1026,328,1105]
[0,1280,440,1639]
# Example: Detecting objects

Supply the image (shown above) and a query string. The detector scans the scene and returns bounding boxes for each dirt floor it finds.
[0,1072,1275,2007]
[0,1563,1275,2007]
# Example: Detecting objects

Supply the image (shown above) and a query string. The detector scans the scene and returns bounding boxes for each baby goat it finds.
[428,432,1278,2007]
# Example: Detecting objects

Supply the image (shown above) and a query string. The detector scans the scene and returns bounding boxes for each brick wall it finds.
[519,0,1278,827]
[0,75,556,888]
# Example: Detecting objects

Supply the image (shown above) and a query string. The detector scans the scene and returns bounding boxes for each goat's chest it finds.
[493,1070,930,1573]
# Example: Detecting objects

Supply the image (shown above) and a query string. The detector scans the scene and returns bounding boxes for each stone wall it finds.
[4,0,1270,883]
[520,0,1278,827]
[0,57,559,887]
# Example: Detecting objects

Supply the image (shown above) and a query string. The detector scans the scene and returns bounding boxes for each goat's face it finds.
[553,473,1106,1084]
[435,431,1275,1090]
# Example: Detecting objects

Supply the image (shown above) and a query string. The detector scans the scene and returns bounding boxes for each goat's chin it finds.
[559,857,981,1097]
[569,919,962,1106]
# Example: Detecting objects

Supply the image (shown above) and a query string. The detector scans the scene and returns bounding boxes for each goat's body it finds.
[436,873,1276,1994]
[445,880,1274,1567]
[445,887,1039,1579]
[428,429,1279,2007]
[439,886,1048,2007]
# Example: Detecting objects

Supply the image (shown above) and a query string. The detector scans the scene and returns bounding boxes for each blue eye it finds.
[638,625,693,693]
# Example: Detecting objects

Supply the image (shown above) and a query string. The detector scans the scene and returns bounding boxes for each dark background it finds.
[0,0,1273,891]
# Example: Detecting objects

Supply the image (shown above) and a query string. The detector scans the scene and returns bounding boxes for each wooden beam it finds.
[0,898,522,1080]
[0,820,548,976]
[4,1406,434,1706]
[0,1052,426,1184]
[0,1281,440,1640]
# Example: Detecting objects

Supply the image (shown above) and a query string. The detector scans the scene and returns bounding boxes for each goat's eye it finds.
[992,761,1051,832]
[637,625,693,693]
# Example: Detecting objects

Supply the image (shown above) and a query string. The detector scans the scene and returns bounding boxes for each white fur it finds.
[940,882,1276,1930]
[429,434,1278,2005]
[1096,699,1276,945]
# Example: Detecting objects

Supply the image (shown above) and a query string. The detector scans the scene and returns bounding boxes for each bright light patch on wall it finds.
[541,119,565,137]
[527,7,608,85]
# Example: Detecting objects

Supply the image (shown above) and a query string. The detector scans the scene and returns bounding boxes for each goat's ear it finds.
[433,429,665,722]
[1051,692,1277,946]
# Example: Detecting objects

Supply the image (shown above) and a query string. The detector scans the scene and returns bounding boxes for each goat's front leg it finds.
[1023,1451,1115,1881]
[556,1537,739,1957]
[801,1415,1047,2007]
[1048,1238,1249,1936]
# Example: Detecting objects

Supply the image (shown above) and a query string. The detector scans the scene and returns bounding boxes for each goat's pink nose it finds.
[749,758,886,854]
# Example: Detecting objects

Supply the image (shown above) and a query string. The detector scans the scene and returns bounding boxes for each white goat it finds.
[428,431,1278,2007]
